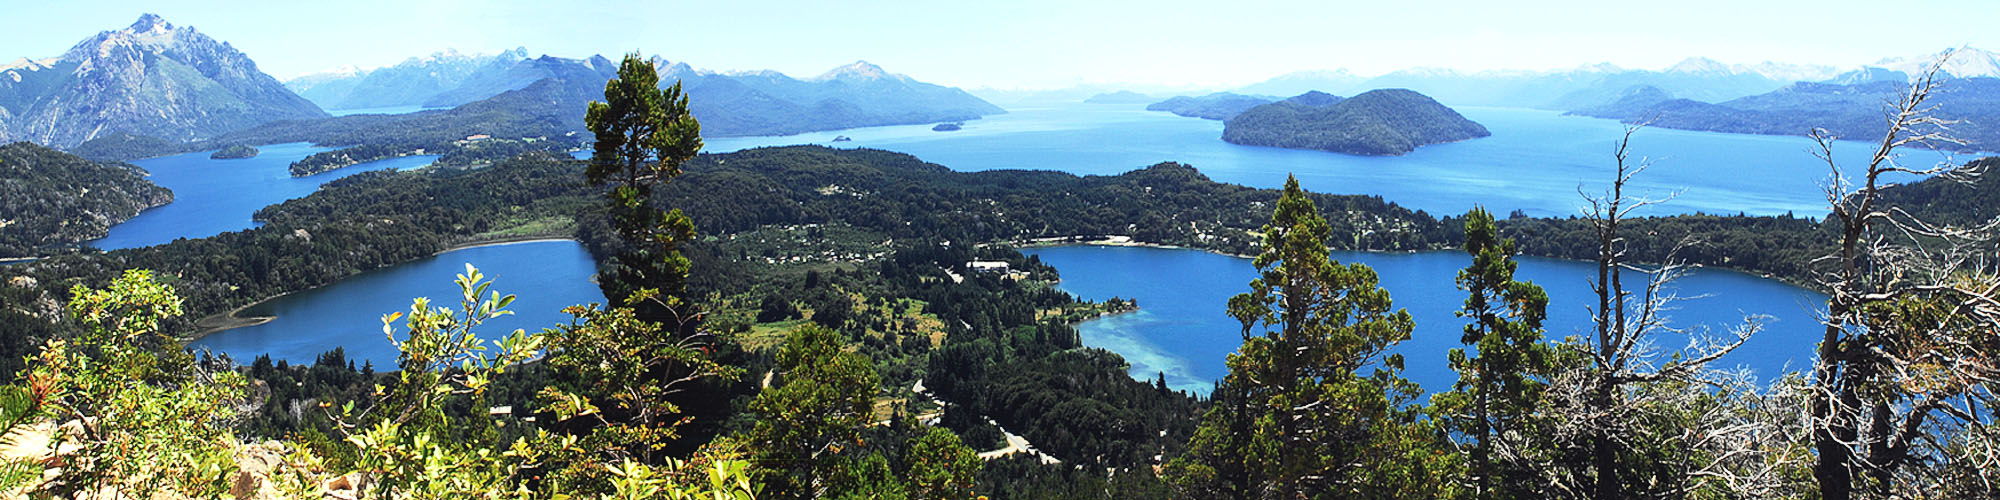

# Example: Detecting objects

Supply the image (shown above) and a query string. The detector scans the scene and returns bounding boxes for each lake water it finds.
[1024,245,1828,394]
[151,103,1856,375]
[326,105,437,116]
[707,103,1946,218]
[192,239,604,366]
[95,143,438,250]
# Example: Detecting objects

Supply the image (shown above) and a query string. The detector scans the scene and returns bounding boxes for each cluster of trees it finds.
[1155,58,2000,499]
[208,145,260,160]
[288,143,421,176]
[1221,89,1491,156]
[0,143,173,257]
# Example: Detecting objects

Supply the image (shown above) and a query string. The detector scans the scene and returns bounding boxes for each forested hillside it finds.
[0,142,173,257]
[1223,89,1491,155]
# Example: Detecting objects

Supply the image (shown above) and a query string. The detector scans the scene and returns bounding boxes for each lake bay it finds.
[1025,245,1826,394]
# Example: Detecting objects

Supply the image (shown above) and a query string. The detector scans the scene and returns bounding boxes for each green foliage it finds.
[26,269,246,498]
[208,144,260,159]
[537,301,743,473]
[741,324,880,498]
[290,142,418,176]
[1435,207,1556,500]
[585,52,703,307]
[905,426,981,500]
[67,132,181,162]
[264,265,758,499]
[1222,89,1490,155]
[1167,176,1458,499]
[0,142,173,258]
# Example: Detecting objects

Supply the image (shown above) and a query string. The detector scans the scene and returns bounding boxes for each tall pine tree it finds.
[1167,176,1457,499]
[1437,207,1553,500]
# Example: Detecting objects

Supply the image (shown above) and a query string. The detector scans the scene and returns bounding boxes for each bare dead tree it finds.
[1549,124,1762,500]
[1807,48,2000,500]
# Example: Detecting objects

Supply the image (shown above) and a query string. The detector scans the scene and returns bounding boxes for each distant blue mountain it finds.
[287,55,1002,137]
[1569,77,2000,151]
[1146,92,1279,120]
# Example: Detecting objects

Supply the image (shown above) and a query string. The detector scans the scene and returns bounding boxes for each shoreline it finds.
[435,235,575,255]
[190,235,580,340]
[1012,235,1823,293]
[1005,235,1258,260]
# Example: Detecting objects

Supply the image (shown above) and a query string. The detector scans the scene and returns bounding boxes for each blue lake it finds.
[326,105,437,116]
[706,103,1949,218]
[96,143,438,250]
[1024,245,1827,395]
[192,239,604,366]
[149,104,1854,374]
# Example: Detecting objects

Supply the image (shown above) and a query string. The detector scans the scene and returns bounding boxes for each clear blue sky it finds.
[4,0,1996,89]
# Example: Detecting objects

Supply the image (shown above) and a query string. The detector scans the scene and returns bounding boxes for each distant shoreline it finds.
[190,236,580,340]
[1004,235,1258,260]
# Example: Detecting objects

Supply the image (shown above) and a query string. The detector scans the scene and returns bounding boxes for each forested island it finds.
[1222,89,1491,155]
[208,145,259,159]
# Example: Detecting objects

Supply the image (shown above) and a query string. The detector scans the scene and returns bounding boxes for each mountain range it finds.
[285,52,1003,137]
[1234,58,1828,110]
[0,14,326,148]
[286,48,532,110]
[1229,49,2000,111]
[1570,76,2000,151]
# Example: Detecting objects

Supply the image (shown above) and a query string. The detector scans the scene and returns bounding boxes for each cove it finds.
[95,143,439,250]
[1022,245,1828,395]
[192,239,604,367]
[705,103,1942,218]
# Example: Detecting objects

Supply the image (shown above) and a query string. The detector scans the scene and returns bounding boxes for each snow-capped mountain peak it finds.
[816,60,893,81]
[1666,57,1733,75]
[1872,47,2000,79]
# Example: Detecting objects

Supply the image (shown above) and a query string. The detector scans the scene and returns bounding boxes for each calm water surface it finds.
[1024,245,1827,394]
[326,105,436,116]
[97,143,438,250]
[192,240,603,366]
[708,103,1944,218]
[169,104,1861,372]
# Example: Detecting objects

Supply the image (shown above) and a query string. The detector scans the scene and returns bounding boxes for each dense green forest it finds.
[208,144,260,159]
[1223,89,1492,155]
[5,56,2000,499]
[0,143,173,258]
[61,76,593,167]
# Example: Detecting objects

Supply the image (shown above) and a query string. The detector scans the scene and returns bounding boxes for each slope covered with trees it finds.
[1222,89,1491,155]
[0,142,173,257]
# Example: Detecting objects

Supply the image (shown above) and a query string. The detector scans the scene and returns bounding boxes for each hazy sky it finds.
[5,0,1997,89]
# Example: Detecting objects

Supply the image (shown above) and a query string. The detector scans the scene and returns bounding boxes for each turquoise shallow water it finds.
[1025,245,1826,395]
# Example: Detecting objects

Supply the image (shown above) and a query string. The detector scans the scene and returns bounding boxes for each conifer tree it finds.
[1437,207,1553,500]
[1167,176,1457,499]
